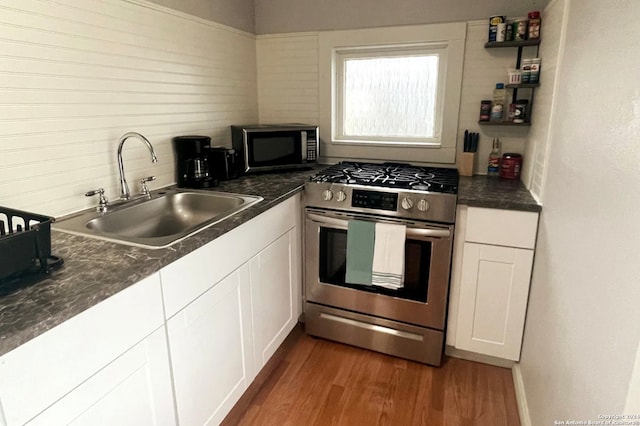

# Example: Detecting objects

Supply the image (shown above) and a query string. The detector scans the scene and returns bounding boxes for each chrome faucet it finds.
[117,132,158,200]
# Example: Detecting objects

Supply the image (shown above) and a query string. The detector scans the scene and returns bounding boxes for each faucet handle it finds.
[85,188,109,213]
[140,176,156,196]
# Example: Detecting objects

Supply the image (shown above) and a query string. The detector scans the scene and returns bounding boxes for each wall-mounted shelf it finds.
[478,120,531,127]
[484,40,541,49]
[484,38,541,126]
[506,83,539,89]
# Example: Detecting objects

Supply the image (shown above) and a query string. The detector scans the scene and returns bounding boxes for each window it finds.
[319,23,466,164]
[335,45,444,144]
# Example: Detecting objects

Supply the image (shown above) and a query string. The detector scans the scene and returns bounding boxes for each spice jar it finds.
[513,99,529,123]
[499,153,522,180]
[520,58,532,83]
[479,100,492,121]
[529,58,541,84]
[488,15,506,42]
[505,20,514,41]
[528,11,541,39]
[513,19,528,41]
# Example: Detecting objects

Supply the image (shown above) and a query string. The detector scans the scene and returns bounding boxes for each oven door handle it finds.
[306,213,451,239]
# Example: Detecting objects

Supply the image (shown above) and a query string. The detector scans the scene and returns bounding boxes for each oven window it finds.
[318,227,432,302]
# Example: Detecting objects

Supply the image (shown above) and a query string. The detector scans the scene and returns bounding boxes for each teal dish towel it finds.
[345,220,375,285]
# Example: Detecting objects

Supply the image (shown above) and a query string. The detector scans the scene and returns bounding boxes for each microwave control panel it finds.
[305,129,318,162]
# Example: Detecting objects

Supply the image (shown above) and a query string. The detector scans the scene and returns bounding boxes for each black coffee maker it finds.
[173,135,217,188]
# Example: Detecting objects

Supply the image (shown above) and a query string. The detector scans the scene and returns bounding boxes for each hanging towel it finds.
[345,220,375,285]
[371,222,406,290]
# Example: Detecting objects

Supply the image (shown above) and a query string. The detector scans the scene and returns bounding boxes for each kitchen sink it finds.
[54,188,263,249]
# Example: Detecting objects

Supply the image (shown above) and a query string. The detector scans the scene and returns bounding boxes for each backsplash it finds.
[0,0,258,217]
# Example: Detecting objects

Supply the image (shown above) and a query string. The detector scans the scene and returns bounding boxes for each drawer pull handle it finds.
[319,312,424,342]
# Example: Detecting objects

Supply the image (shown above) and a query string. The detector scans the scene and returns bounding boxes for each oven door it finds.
[305,208,454,330]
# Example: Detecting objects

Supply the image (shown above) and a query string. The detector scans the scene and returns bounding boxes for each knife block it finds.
[459,152,475,177]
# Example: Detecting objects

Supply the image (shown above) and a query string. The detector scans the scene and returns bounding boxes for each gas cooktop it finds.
[309,162,458,194]
[306,162,458,223]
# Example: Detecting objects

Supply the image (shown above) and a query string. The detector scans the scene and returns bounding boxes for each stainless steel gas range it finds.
[303,161,458,366]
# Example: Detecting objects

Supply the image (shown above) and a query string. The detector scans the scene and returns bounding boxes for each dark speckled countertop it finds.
[0,167,540,357]
[0,168,321,356]
[457,175,542,212]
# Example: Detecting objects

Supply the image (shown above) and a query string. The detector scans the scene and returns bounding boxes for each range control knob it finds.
[417,199,430,212]
[336,190,347,202]
[322,189,334,201]
[401,197,414,210]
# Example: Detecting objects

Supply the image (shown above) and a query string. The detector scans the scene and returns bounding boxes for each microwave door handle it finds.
[306,213,451,238]
[301,131,308,161]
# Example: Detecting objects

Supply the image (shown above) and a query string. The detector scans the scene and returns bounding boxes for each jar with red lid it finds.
[528,11,541,39]
[500,153,523,179]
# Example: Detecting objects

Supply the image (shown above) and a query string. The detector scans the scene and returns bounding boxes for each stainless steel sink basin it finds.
[54,188,263,249]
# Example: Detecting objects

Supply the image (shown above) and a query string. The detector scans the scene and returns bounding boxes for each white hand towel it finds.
[371,222,406,290]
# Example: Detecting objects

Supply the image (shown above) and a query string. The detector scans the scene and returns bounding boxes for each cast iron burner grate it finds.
[310,162,458,194]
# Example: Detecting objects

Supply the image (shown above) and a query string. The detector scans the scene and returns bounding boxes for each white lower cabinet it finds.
[27,327,175,426]
[167,229,299,426]
[0,273,173,426]
[455,242,534,360]
[167,267,254,426]
[250,229,298,370]
[449,206,539,362]
[161,194,301,425]
[0,195,302,426]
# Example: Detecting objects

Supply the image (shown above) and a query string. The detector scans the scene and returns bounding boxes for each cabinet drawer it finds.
[466,207,538,249]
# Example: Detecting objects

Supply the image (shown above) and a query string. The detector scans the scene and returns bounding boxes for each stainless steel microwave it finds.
[231,124,319,174]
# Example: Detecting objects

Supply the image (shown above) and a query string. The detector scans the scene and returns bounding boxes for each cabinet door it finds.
[166,267,254,426]
[455,242,534,361]
[27,327,175,426]
[250,229,299,369]
[0,273,165,426]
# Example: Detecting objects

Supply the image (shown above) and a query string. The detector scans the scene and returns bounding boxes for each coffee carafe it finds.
[173,135,217,188]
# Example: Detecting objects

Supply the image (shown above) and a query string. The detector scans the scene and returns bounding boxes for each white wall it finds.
[0,0,257,217]
[254,0,550,34]
[518,0,640,423]
[626,339,640,414]
[146,0,255,33]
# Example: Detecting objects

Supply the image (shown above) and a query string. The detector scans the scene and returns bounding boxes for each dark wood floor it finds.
[222,325,521,426]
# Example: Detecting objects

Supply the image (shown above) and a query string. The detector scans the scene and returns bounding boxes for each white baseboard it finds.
[512,364,532,426]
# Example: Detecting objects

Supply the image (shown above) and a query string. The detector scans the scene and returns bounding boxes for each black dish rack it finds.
[0,206,63,282]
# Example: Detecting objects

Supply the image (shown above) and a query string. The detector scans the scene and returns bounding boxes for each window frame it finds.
[319,23,466,164]
[334,43,447,145]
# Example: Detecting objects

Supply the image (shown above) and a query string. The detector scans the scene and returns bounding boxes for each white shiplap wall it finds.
[256,33,318,124]
[0,0,258,216]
